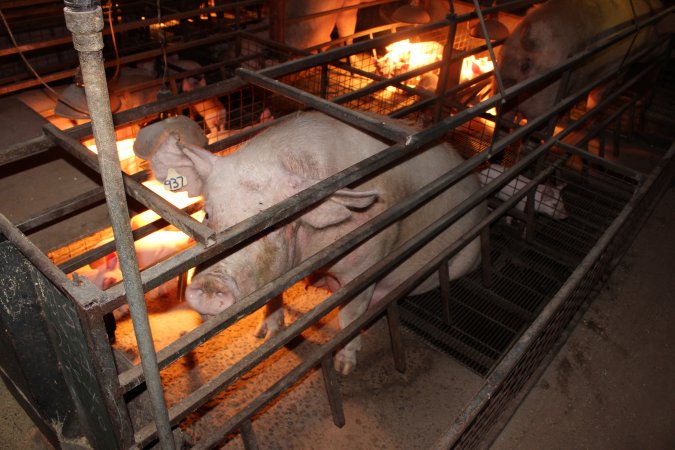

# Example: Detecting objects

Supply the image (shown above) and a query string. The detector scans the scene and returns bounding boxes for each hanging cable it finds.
[105,0,121,83]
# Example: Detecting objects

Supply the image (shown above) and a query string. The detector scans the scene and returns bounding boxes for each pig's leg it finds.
[334,285,375,375]
[335,1,359,65]
[254,294,285,339]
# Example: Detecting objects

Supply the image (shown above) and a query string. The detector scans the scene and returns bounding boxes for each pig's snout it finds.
[185,274,238,320]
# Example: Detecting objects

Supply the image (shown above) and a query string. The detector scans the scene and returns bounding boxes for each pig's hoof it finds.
[253,318,285,339]
[334,350,357,376]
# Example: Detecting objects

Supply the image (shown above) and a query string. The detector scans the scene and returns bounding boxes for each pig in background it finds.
[478,163,568,220]
[148,111,485,375]
[496,0,672,121]
[137,56,228,135]
[73,230,193,319]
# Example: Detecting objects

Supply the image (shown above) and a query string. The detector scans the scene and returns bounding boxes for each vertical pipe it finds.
[62,5,175,449]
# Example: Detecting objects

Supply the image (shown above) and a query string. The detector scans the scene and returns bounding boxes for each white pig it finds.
[74,231,193,318]
[149,111,485,374]
[496,0,668,120]
[479,164,567,220]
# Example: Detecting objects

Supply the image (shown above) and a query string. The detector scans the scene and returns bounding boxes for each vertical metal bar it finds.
[320,63,329,99]
[240,420,259,450]
[386,304,406,373]
[613,117,621,157]
[433,13,458,122]
[63,5,175,449]
[320,355,346,427]
[480,226,493,288]
[438,259,451,325]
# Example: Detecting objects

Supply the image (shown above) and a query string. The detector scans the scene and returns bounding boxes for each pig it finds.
[496,0,668,120]
[149,111,485,375]
[284,0,379,50]
[74,230,193,318]
[478,164,567,220]
[138,56,228,134]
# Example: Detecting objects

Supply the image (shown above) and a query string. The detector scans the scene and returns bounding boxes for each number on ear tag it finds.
[164,168,187,191]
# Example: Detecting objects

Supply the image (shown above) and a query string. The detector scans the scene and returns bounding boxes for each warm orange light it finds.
[130,180,203,228]
[460,55,494,84]
[85,137,136,160]
[376,39,443,89]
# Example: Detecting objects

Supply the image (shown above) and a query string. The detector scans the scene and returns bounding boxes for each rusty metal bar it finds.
[438,258,452,325]
[320,355,346,428]
[237,67,409,142]
[41,123,214,245]
[239,419,259,450]
[386,303,406,373]
[62,4,175,449]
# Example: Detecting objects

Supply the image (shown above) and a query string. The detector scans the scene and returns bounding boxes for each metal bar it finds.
[41,123,214,245]
[320,355,346,428]
[480,227,493,289]
[439,259,452,325]
[237,67,409,142]
[386,303,406,373]
[239,420,259,450]
[62,5,175,449]
[555,142,643,182]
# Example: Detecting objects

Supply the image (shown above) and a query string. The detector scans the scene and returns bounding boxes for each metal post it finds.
[62,3,175,449]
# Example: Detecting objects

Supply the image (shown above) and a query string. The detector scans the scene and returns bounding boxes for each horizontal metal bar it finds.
[41,123,215,246]
[555,141,644,182]
[236,67,410,142]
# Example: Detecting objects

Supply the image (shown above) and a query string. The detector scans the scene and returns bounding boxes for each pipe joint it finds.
[64,6,104,52]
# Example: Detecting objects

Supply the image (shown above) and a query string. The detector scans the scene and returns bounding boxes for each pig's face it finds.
[185,164,296,319]
[535,184,568,220]
[497,19,573,119]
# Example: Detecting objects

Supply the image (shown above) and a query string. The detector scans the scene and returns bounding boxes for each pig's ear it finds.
[151,133,217,197]
[519,23,538,52]
[300,188,379,230]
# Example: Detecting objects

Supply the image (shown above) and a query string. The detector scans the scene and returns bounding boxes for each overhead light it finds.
[469,2,509,41]
[54,71,122,120]
[469,16,509,41]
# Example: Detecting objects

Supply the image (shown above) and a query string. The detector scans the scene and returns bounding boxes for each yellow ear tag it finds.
[164,168,187,191]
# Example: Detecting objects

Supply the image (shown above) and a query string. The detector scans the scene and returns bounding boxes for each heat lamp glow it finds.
[131,180,204,228]
[459,55,494,84]
[85,137,137,160]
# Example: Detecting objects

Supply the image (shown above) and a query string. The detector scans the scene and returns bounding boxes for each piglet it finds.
[74,230,193,318]
[479,164,567,220]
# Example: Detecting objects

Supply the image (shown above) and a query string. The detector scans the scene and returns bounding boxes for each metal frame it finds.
[0,0,673,448]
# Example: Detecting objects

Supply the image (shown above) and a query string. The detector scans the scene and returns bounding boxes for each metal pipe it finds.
[62,5,175,449]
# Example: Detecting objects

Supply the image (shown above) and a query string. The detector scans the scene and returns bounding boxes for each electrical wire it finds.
[105,0,121,83]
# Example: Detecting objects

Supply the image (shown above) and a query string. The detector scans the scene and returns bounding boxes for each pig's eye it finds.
[520,58,532,74]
